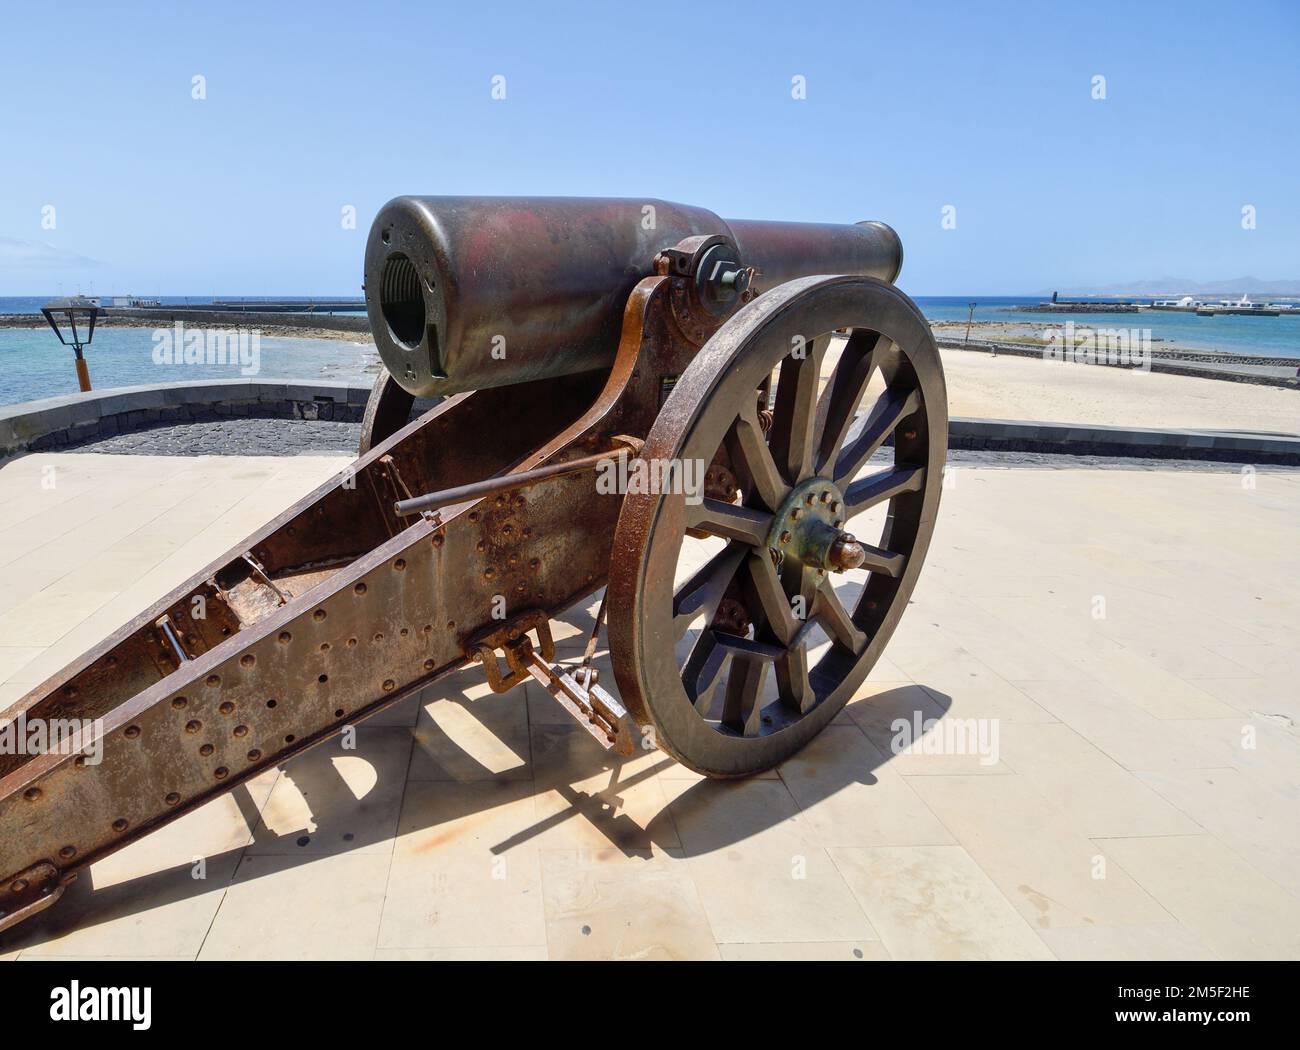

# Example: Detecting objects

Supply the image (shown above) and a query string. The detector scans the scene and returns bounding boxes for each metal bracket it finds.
[468,609,556,694]
[467,608,635,754]
[0,861,67,933]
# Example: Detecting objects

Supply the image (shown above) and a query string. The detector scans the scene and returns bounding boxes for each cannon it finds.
[0,197,947,934]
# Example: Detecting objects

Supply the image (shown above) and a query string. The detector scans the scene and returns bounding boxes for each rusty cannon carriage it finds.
[0,197,946,933]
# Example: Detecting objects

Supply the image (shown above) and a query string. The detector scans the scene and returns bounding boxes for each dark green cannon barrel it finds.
[364,196,903,398]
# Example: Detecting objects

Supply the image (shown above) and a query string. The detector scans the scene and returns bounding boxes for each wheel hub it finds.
[765,477,866,572]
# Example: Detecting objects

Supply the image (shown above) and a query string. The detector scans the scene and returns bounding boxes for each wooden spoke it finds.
[776,624,816,713]
[782,559,820,630]
[833,387,920,484]
[767,337,827,485]
[725,405,790,511]
[682,630,729,716]
[815,581,867,653]
[673,543,746,640]
[721,656,769,737]
[685,499,773,547]
[843,466,925,517]
[856,542,907,578]
[816,331,884,475]
[740,552,800,647]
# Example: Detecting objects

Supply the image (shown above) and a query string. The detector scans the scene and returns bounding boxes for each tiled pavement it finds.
[1,452,1298,960]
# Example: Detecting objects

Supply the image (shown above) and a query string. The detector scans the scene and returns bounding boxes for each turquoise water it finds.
[915,297,1300,358]
[0,296,378,408]
[0,325,374,408]
[4,294,1299,409]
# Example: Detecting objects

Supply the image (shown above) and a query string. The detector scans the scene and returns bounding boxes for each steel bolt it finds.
[827,533,867,572]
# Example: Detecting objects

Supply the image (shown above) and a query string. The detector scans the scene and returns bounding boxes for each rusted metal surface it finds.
[358,370,417,454]
[364,197,903,398]
[469,609,633,754]
[0,199,944,935]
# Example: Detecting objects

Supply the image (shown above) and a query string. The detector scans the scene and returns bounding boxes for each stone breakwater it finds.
[0,311,372,341]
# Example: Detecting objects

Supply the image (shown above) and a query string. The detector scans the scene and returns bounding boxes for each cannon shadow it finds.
[0,627,954,953]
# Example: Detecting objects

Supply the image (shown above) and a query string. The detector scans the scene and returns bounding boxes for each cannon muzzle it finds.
[365,196,903,397]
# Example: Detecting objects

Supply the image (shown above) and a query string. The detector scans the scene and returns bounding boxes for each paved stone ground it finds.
[0,452,1297,960]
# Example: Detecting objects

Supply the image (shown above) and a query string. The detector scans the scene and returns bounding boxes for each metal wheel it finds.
[359,370,417,454]
[608,275,947,777]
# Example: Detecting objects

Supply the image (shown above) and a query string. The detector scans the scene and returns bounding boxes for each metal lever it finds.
[394,447,630,518]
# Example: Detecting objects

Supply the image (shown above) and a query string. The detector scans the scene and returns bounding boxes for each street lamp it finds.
[963,301,977,347]
[40,296,100,392]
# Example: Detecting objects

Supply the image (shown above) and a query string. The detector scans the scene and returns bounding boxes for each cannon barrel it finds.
[364,196,903,398]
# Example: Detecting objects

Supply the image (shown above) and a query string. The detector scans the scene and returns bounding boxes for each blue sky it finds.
[0,0,1295,296]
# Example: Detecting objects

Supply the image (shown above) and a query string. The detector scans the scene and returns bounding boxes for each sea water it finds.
[915,296,1300,359]
[3,295,1298,410]
[0,298,374,408]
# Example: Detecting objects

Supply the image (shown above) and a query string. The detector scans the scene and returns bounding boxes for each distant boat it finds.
[111,295,162,308]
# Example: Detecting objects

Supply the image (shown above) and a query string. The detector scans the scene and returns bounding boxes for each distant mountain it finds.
[1051,277,1300,298]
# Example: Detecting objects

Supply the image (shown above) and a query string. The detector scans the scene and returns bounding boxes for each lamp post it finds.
[963,301,977,347]
[40,296,100,392]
